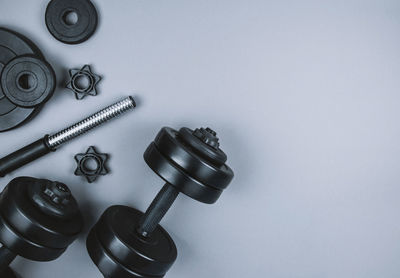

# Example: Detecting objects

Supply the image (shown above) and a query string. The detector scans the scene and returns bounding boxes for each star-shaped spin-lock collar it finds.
[66,65,101,100]
[74,146,109,183]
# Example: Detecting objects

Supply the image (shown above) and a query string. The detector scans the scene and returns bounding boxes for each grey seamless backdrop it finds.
[1,0,400,277]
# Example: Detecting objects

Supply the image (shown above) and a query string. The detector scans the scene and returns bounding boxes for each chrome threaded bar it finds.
[0,96,136,177]
[47,96,136,148]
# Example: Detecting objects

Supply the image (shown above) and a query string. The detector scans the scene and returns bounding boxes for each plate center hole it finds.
[18,73,36,91]
[74,75,91,91]
[63,11,78,26]
[83,157,99,172]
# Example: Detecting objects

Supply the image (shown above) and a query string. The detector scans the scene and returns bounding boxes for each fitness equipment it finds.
[0,28,55,132]
[66,65,101,100]
[0,96,136,177]
[45,0,98,44]
[86,126,234,278]
[1,55,55,108]
[74,146,109,183]
[0,177,83,277]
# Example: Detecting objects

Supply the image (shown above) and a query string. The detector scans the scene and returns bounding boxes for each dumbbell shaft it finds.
[0,246,16,273]
[0,97,136,177]
[137,183,179,237]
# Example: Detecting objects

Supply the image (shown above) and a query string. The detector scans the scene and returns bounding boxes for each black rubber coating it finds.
[179,127,227,166]
[45,0,98,44]
[2,267,17,278]
[1,55,56,108]
[154,127,233,190]
[144,127,234,204]
[28,180,80,219]
[0,177,83,261]
[86,206,177,278]
[0,28,42,132]
[0,246,16,273]
[86,127,234,278]
[0,136,53,177]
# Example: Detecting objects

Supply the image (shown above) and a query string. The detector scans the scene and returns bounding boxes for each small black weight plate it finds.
[179,127,228,166]
[1,55,56,108]
[0,177,83,249]
[154,127,234,190]
[45,0,98,44]
[0,28,41,131]
[144,142,223,204]
[87,206,177,278]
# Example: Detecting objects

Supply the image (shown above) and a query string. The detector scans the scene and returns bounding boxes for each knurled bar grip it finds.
[0,97,136,177]
[137,183,180,237]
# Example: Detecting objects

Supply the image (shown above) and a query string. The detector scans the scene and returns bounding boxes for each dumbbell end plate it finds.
[87,206,177,278]
[3,267,17,278]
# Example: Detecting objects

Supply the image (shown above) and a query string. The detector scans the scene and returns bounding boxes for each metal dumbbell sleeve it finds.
[0,97,136,177]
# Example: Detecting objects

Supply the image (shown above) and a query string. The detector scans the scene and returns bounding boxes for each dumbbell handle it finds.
[0,246,16,273]
[0,97,136,177]
[137,183,179,237]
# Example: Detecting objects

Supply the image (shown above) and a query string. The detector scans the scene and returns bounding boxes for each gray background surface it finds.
[1,0,400,277]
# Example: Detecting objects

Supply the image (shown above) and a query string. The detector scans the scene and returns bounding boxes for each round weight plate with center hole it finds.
[179,127,228,166]
[0,28,43,131]
[0,177,83,249]
[1,55,56,108]
[144,142,223,204]
[45,0,98,44]
[87,206,177,278]
[153,127,234,190]
[0,212,66,261]
[0,177,83,261]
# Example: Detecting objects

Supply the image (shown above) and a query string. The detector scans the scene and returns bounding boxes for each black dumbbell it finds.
[86,127,234,278]
[0,177,84,277]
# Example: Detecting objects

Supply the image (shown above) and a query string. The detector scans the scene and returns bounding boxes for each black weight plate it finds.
[3,267,17,278]
[1,55,56,108]
[0,178,83,249]
[45,0,98,44]
[0,211,66,261]
[154,127,234,190]
[0,28,41,132]
[179,127,228,166]
[144,142,223,204]
[87,229,147,278]
[87,206,177,278]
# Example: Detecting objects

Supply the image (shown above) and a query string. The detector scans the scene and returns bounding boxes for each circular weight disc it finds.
[0,211,66,261]
[1,55,56,108]
[154,127,234,190]
[0,177,83,249]
[179,127,228,166]
[45,0,98,44]
[144,142,223,204]
[87,206,177,278]
[0,28,41,131]
[3,267,17,278]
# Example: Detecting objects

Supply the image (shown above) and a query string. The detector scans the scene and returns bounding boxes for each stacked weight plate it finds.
[0,28,52,132]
